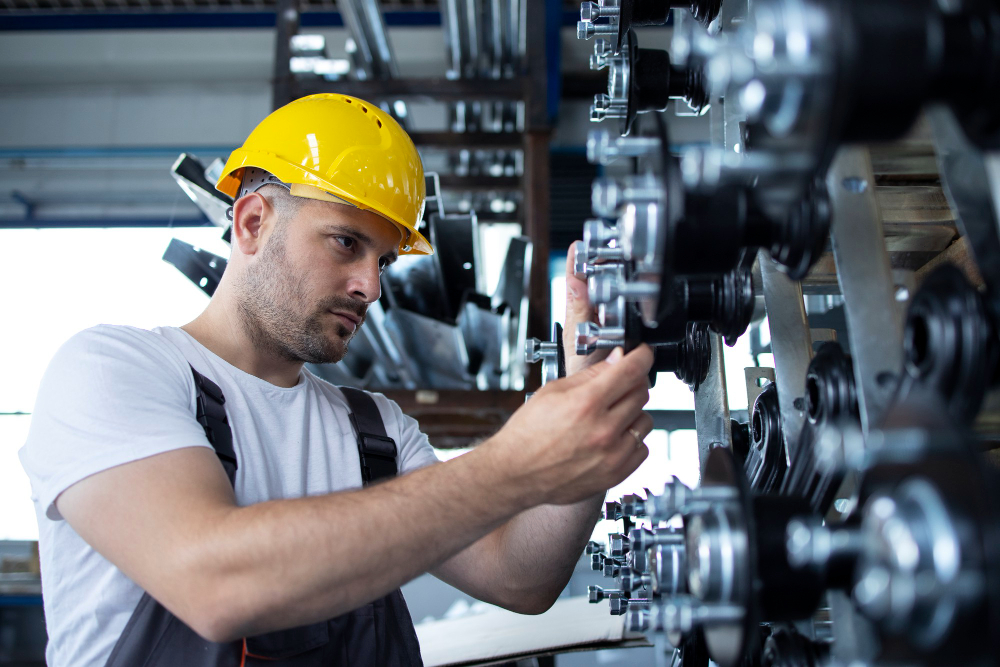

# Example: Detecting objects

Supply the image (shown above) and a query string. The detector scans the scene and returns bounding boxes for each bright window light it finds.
[0,226,230,540]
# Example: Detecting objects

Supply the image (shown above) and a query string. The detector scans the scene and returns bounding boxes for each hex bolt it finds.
[588,129,662,165]
[583,217,620,250]
[591,177,624,218]
[786,518,864,570]
[586,540,606,555]
[591,553,606,571]
[644,481,739,521]
[580,1,620,22]
[621,493,647,518]
[625,607,650,632]
[611,595,650,616]
[524,338,557,364]
[605,500,624,521]
[588,585,624,603]
[589,272,659,305]
[603,558,622,578]
[577,20,618,40]
[608,532,630,558]
[619,566,652,592]
[576,321,624,355]
[637,598,746,634]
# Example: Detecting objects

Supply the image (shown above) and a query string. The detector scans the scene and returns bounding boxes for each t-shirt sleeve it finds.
[18,325,214,521]
[371,394,440,474]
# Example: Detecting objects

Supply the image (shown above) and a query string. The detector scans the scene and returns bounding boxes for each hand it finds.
[564,241,609,376]
[488,345,656,506]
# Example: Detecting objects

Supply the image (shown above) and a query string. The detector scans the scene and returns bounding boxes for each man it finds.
[19,94,654,666]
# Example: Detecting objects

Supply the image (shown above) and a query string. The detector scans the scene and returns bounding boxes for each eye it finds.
[335,236,356,250]
[378,257,391,274]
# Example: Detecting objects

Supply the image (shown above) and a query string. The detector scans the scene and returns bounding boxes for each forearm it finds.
[492,493,604,609]
[194,445,533,640]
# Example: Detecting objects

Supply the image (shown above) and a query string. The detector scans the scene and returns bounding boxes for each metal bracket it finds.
[694,333,732,481]
[827,146,905,433]
[759,249,813,468]
[744,366,776,410]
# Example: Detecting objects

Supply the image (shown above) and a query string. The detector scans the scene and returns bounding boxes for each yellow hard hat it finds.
[216,93,432,255]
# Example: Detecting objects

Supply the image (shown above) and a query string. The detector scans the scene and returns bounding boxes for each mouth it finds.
[330,310,361,332]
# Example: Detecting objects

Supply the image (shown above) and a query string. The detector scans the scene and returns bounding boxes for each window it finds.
[0,226,229,540]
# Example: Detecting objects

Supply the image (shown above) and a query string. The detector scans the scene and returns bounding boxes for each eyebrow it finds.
[325,224,398,264]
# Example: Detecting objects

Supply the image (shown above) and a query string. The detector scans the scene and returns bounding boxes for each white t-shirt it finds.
[18,324,439,667]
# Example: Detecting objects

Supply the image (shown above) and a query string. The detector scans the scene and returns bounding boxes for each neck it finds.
[182,277,304,388]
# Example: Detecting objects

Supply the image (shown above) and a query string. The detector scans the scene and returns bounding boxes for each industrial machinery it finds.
[558,0,1000,665]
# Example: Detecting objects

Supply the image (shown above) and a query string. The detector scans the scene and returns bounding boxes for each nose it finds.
[346,256,383,304]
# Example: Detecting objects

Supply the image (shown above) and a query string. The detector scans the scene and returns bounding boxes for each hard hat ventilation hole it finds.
[345,98,352,103]
[362,106,368,113]
[376,119,382,128]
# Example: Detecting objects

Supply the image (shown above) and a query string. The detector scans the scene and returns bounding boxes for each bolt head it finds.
[588,272,619,305]
[524,338,541,363]
[591,177,621,218]
[609,596,629,615]
[580,1,598,22]
[577,20,594,40]
[625,607,648,633]
[576,321,600,355]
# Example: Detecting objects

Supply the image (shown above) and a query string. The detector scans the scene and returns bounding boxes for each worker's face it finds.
[237,198,402,364]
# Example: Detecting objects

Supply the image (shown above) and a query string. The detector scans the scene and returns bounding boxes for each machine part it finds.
[588,585,624,603]
[170,153,232,228]
[626,597,746,646]
[691,448,831,666]
[828,147,905,433]
[744,381,786,493]
[929,106,1000,309]
[760,629,829,667]
[587,128,661,165]
[162,239,227,298]
[524,322,566,387]
[804,343,858,429]
[778,342,859,513]
[694,333,732,473]
[651,323,712,389]
[715,0,1000,175]
[623,269,756,346]
[759,251,814,469]
[642,477,740,523]
[784,517,863,591]
[578,0,722,55]
[649,543,688,596]
[902,264,1000,425]
[591,30,710,136]
[619,566,652,593]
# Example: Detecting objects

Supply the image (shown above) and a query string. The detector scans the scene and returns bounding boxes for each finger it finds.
[586,345,656,407]
[605,385,651,430]
[626,412,655,441]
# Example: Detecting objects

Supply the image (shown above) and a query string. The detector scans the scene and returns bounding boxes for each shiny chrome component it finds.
[587,129,661,166]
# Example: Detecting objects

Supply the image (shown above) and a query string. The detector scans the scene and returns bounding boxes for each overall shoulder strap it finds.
[340,387,398,486]
[190,365,237,486]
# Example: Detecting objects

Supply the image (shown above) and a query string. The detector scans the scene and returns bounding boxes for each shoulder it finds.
[304,372,403,426]
[46,324,195,400]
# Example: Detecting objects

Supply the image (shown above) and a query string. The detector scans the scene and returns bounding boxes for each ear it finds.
[230,193,271,257]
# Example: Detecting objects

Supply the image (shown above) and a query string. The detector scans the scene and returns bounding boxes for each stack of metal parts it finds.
[441,0,525,217]
[561,0,1000,665]
[168,160,533,391]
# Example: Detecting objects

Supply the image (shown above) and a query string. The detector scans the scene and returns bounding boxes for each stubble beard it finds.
[235,227,365,365]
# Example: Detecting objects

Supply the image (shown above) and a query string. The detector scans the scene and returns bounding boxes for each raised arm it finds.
[56,341,654,642]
